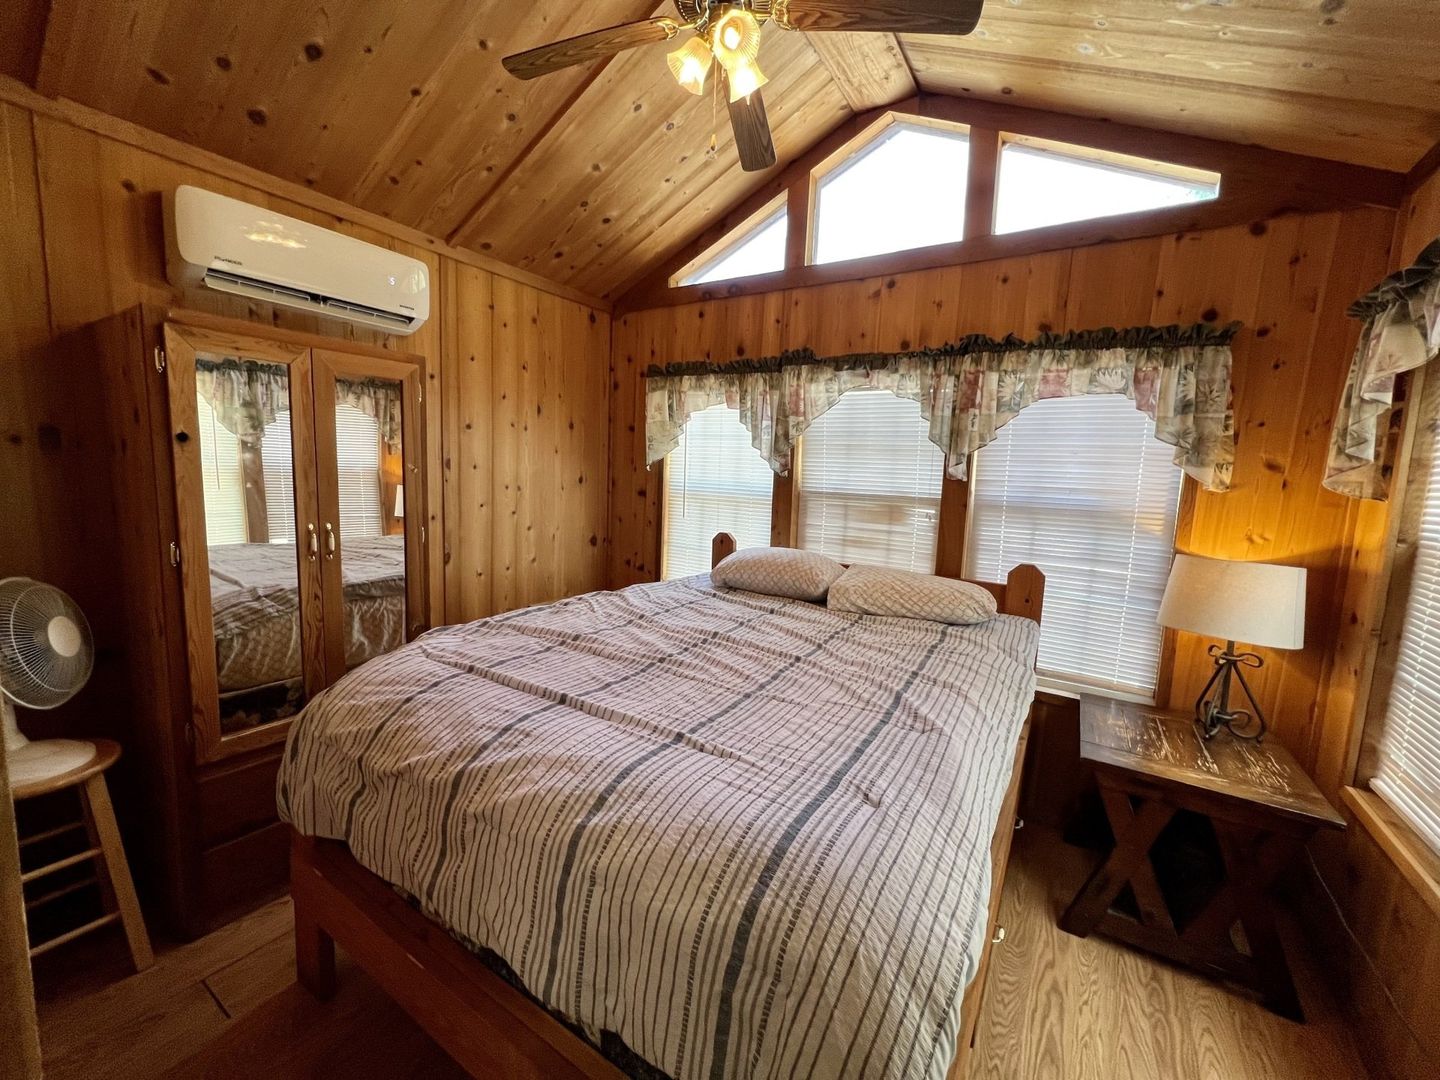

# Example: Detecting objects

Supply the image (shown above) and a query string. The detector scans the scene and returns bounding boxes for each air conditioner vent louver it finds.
[203,269,415,330]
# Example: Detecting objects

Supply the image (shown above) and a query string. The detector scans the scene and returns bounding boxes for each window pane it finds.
[682,207,787,286]
[995,142,1218,235]
[798,390,944,573]
[967,396,1183,698]
[814,125,969,265]
[664,404,774,579]
[1374,394,1440,854]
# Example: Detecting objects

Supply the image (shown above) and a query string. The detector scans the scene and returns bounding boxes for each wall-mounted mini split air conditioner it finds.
[164,185,430,335]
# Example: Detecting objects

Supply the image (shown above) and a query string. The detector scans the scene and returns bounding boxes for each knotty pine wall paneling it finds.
[610,207,1397,785]
[0,97,612,925]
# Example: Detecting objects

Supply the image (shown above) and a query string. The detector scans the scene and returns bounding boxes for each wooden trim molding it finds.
[616,93,1406,313]
[0,74,612,314]
[1341,787,1440,922]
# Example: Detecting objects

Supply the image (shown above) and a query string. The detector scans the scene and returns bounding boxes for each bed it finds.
[280,535,1043,1080]
[209,535,405,728]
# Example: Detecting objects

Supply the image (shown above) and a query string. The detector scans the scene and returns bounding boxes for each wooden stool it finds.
[12,739,153,971]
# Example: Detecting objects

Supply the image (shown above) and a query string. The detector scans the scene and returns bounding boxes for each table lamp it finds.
[1157,553,1307,742]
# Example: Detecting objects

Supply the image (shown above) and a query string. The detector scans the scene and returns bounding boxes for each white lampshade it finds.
[393,484,404,519]
[1158,553,1307,650]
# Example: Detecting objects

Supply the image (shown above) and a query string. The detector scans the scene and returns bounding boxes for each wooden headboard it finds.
[709,532,1046,625]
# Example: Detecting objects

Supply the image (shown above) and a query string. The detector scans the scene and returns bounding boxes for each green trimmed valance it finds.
[1325,238,1440,500]
[645,322,1239,492]
[196,359,404,453]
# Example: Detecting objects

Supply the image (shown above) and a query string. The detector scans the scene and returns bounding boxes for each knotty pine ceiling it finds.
[5,0,1438,300]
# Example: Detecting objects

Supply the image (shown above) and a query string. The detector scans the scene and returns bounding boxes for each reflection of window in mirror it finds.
[335,403,385,540]
[198,397,247,547]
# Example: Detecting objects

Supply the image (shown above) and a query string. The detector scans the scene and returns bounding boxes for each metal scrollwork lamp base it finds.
[1195,641,1267,742]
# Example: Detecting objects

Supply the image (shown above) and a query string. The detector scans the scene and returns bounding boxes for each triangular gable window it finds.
[995,137,1219,235]
[676,199,787,286]
[812,120,970,266]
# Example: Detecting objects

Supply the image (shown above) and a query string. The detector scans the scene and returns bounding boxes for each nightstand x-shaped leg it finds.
[1059,781,1176,937]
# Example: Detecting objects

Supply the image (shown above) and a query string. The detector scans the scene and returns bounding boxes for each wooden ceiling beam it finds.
[615,91,1408,313]
[804,31,917,112]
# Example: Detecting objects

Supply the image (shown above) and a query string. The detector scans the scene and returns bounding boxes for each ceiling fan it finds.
[502,1,985,172]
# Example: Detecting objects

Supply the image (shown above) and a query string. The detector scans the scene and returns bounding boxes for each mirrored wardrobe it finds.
[56,308,428,936]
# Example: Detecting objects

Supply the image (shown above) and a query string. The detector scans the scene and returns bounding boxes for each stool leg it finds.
[81,774,153,972]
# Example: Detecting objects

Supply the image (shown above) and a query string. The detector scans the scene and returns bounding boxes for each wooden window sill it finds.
[1341,786,1440,921]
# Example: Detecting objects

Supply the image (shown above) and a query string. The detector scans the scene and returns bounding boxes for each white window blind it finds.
[797,390,944,573]
[261,411,298,543]
[260,404,384,544]
[334,403,385,540]
[664,403,774,580]
[197,396,247,546]
[1373,419,1440,854]
[967,395,1183,698]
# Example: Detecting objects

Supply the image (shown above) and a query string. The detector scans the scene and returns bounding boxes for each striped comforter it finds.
[277,575,1038,1080]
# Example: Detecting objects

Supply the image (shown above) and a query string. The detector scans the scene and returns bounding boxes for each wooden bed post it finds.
[711,532,737,568]
[1002,564,1045,623]
[292,834,336,1000]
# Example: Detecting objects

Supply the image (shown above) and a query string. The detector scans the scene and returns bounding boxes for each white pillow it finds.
[711,547,844,602]
[827,564,997,625]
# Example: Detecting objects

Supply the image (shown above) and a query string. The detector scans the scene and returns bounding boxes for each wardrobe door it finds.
[164,324,326,762]
[311,350,426,683]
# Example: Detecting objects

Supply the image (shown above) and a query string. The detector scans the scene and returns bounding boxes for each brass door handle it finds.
[307,523,319,561]
[324,522,337,560]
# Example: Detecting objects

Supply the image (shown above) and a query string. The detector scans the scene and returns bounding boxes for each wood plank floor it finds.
[33,827,1369,1079]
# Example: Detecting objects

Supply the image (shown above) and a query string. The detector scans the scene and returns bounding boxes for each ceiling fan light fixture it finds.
[667,36,713,95]
[725,57,768,103]
[710,7,762,68]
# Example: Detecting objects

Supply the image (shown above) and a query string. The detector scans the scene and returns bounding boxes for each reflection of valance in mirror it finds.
[196,358,290,446]
[645,322,1239,492]
[1324,238,1440,500]
[336,378,403,454]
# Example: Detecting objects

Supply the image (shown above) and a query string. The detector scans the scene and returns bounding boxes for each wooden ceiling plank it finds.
[905,42,1439,172]
[564,49,851,295]
[945,4,1440,107]
[450,25,849,294]
[804,31,917,112]
[346,2,660,238]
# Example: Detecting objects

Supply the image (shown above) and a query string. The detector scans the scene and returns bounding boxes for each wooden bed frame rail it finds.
[289,539,1045,1079]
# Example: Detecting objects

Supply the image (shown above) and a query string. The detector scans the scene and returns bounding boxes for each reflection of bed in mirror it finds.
[209,534,406,731]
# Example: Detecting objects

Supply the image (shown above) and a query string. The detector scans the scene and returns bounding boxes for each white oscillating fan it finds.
[0,577,98,789]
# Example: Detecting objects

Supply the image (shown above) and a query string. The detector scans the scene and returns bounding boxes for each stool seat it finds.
[10,739,117,801]
[12,738,153,972]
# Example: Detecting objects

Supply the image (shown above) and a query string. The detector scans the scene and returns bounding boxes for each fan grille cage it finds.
[0,578,94,709]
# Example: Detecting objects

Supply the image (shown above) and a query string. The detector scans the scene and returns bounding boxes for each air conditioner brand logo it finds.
[216,256,242,266]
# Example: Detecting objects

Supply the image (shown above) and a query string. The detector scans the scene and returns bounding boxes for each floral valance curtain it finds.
[1324,238,1440,500]
[195,358,290,446]
[645,323,1239,492]
[195,359,404,453]
[337,377,404,454]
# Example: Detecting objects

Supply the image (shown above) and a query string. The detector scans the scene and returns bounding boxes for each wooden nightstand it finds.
[1060,696,1344,1020]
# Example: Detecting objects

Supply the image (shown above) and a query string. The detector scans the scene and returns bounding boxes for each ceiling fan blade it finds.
[776,0,984,35]
[502,17,686,80]
[728,90,777,173]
